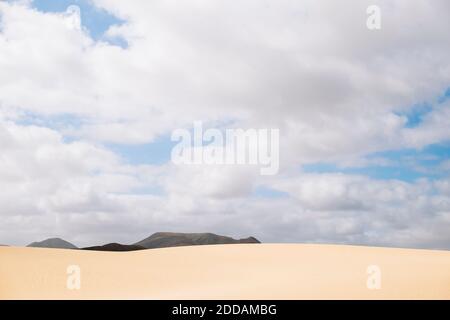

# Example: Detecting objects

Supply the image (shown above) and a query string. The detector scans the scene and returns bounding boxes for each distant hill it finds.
[83,243,145,252]
[23,233,261,251]
[134,232,260,249]
[27,238,78,249]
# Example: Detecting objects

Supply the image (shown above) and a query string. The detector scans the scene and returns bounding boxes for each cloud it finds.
[0,0,449,248]
[1,0,449,154]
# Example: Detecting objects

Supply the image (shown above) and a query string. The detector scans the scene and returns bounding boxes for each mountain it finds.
[23,232,261,251]
[83,243,145,252]
[27,238,78,249]
[134,232,260,249]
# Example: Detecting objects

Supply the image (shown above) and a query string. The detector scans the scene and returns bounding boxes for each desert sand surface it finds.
[0,244,449,300]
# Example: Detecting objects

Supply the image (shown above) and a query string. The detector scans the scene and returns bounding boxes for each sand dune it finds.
[0,244,449,299]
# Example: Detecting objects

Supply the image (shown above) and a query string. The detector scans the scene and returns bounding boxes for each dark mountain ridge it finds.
[83,243,145,252]
[27,238,78,249]
[24,232,261,251]
[134,232,260,249]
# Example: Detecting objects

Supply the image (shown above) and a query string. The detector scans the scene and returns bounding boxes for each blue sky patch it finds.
[107,135,176,166]
[395,87,450,127]
[252,186,289,198]
[31,0,127,46]
[303,143,450,182]
[397,103,433,128]
[438,87,450,104]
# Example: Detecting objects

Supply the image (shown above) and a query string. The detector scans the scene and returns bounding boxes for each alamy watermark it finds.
[66,264,81,290]
[366,264,382,290]
[366,5,381,30]
[171,121,280,175]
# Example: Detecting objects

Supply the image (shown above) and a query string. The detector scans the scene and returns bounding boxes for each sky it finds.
[0,0,449,249]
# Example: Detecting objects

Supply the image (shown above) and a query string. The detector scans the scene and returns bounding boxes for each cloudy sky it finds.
[0,0,449,249]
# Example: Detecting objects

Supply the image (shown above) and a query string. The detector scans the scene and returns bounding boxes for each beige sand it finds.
[0,244,449,299]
